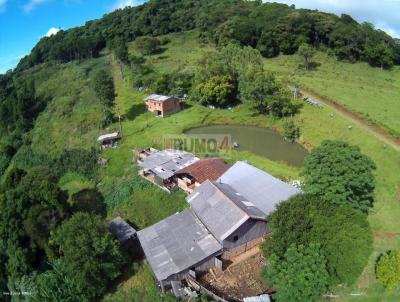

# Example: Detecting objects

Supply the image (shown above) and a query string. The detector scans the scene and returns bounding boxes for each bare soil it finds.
[198,250,272,301]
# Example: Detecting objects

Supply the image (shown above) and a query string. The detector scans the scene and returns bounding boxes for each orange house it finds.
[145,94,181,117]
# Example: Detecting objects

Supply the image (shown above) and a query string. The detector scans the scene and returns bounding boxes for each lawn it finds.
[263,52,400,137]
[104,31,400,301]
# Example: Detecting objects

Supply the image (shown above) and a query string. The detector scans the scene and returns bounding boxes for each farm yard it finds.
[97,31,400,301]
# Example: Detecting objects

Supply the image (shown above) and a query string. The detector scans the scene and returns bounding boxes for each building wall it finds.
[221,219,270,259]
[146,98,180,117]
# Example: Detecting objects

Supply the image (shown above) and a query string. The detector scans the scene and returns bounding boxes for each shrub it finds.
[376,250,400,289]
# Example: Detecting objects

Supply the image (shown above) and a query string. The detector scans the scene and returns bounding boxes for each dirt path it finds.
[302,90,400,152]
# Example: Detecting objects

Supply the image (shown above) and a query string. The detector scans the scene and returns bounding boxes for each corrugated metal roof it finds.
[108,217,136,243]
[144,94,175,102]
[188,180,250,242]
[214,182,266,220]
[218,161,302,216]
[137,209,222,282]
[97,132,119,142]
[139,149,199,180]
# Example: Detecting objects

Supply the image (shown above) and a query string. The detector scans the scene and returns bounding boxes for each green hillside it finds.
[1,1,400,301]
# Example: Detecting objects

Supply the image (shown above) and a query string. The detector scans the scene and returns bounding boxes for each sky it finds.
[1,0,399,73]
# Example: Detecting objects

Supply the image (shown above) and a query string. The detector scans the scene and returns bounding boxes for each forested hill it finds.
[15,0,400,72]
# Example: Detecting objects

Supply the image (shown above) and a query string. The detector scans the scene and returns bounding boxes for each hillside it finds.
[0,1,400,301]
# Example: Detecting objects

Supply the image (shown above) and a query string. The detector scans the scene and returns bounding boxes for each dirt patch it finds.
[198,252,272,301]
[374,232,400,240]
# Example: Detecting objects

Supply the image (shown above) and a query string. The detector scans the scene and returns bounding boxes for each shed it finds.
[97,132,120,149]
[108,216,137,244]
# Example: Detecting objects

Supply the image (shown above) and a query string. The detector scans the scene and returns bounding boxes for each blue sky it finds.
[1,0,399,73]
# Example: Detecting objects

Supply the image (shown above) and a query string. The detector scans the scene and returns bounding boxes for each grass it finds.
[263,52,400,136]
[30,57,110,155]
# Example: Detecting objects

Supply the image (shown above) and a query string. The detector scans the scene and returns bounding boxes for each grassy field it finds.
[100,31,400,301]
[263,52,400,137]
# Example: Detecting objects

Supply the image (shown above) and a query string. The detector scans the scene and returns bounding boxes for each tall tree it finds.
[302,140,376,212]
[50,213,123,300]
[263,194,373,286]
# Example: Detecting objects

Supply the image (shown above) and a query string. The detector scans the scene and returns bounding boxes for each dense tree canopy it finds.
[92,69,115,105]
[263,194,373,286]
[50,213,123,300]
[302,140,376,212]
[262,244,329,302]
[13,0,399,73]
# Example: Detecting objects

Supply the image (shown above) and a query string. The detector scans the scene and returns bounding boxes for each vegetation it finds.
[135,36,161,56]
[263,194,373,286]
[376,250,400,290]
[15,0,400,73]
[302,140,376,212]
[283,118,300,142]
[298,43,316,70]
[0,1,399,301]
[262,243,329,302]
[93,69,115,106]
[50,212,123,300]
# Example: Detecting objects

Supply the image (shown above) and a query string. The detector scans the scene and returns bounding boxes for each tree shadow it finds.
[124,103,147,121]
[71,188,107,218]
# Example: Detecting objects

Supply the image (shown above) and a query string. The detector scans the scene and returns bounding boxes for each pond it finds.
[184,125,308,167]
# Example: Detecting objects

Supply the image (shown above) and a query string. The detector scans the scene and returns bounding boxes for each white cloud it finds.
[264,0,400,38]
[0,0,7,13]
[45,27,61,37]
[23,0,49,13]
[112,0,138,11]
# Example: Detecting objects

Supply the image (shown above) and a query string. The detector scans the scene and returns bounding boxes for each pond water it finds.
[184,125,308,167]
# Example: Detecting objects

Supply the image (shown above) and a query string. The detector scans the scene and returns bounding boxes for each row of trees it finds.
[262,140,376,301]
[13,0,400,73]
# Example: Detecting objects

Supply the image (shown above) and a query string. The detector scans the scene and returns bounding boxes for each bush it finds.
[283,119,300,142]
[135,36,161,55]
[376,250,400,289]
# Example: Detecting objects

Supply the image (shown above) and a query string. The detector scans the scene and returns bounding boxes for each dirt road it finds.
[302,90,400,152]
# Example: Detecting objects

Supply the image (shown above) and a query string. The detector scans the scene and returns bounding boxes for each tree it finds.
[238,69,299,117]
[50,213,123,300]
[283,118,300,142]
[263,194,373,286]
[135,36,161,55]
[31,262,85,302]
[365,43,394,69]
[191,75,237,107]
[92,69,115,105]
[376,250,400,289]
[111,36,129,64]
[298,43,316,70]
[262,244,329,302]
[302,140,376,212]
